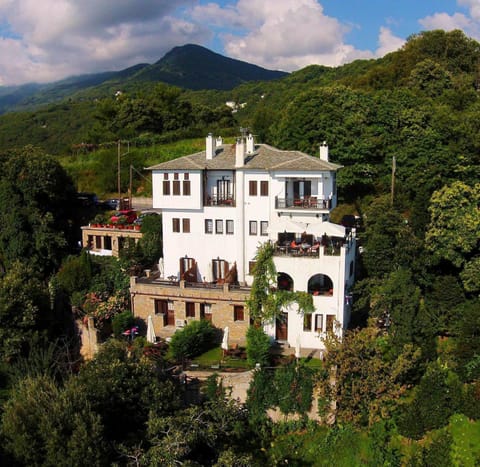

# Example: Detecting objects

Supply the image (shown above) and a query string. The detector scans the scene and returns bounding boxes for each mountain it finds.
[0,44,288,114]
[128,44,288,90]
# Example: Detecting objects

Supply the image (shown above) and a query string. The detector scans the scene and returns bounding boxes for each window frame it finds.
[172,218,180,233]
[303,313,312,331]
[215,219,223,234]
[260,180,269,196]
[249,180,258,196]
[163,180,170,195]
[234,305,245,322]
[205,219,213,234]
[182,218,190,233]
[260,221,268,236]
[185,302,195,318]
[249,220,257,235]
[314,315,323,332]
[183,180,191,196]
[226,219,234,235]
[172,180,181,196]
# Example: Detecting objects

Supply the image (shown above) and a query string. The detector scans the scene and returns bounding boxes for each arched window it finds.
[277,272,294,291]
[308,273,333,296]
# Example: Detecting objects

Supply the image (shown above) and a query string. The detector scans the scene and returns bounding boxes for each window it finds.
[183,180,191,196]
[216,219,223,234]
[212,259,228,281]
[205,219,213,234]
[182,218,190,233]
[174,173,179,180]
[249,221,257,235]
[248,261,256,275]
[172,218,180,232]
[173,180,180,195]
[249,180,257,196]
[185,302,195,318]
[234,305,244,321]
[95,236,102,249]
[155,299,169,315]
[200,303,212,321]
[226,219,234,234]
[104,236,112,250]
[260,221,268,236]
[184,173,189,180]
[314,315,323,332]
[260,180,269,196]
[163,180,170,195]
[303,313,312,331]
[326,314,335,332]
[163,173,169,180]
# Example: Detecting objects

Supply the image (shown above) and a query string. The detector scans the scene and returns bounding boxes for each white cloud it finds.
[375,27,405,57]
[192,0,374,71]
[0,0,209,85]
[419,1,480,41]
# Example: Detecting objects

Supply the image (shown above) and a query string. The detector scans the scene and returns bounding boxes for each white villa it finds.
[130,133,356,355]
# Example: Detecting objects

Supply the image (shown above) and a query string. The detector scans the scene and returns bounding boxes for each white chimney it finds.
[246,133,255,154]
[235,138,245,167]
[206,133,215,160]
[320,141,328,162]
[216,136,223,146]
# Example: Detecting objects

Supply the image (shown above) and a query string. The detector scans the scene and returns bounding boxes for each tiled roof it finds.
[147,143,342,172]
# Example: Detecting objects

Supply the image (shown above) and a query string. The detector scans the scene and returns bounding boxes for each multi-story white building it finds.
[130,134,356,354]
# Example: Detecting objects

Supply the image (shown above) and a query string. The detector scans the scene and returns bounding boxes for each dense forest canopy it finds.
[0,29,479,465]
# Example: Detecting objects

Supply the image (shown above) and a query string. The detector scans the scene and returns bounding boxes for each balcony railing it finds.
[205,195,236,207]
[274,241,342,257]
[275,197,331,210]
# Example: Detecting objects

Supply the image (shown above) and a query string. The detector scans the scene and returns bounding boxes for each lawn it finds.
[192,346,250,370]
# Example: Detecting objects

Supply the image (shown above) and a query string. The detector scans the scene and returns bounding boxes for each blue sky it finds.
[0,0,478,86]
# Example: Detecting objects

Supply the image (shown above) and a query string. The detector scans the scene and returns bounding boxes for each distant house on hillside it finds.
[130,133,356,356]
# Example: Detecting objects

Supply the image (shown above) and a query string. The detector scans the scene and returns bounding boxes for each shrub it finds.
[112,311,134,337]
[169,320,216,361]
[246,326,271,367]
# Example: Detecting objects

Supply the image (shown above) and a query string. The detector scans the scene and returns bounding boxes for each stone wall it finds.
[131,276,251,344]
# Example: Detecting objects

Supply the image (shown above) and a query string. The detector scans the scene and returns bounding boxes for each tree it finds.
[169,319,217,361]
[73,339,180,446]
[0,146,77,276]
[139,213,163,265]
[1,375,107,466]
[426,181,480,270]
[397,362,463,439]
[0,262,51,361]
[321,326,421,426]
[246,326,271,367]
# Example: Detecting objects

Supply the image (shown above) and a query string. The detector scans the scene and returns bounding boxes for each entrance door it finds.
[165,309,175,326]
[275,312,288,341]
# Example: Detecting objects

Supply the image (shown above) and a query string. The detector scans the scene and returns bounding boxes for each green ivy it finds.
[246,242,314,324]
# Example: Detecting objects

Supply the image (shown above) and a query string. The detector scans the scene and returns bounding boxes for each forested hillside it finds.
[0,29,479,465]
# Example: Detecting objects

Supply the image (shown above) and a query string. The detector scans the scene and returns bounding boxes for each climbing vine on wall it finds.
[247,241,314,324]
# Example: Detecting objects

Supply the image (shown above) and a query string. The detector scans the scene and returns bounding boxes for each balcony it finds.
[275,197,331,210]
[205,195,236,207]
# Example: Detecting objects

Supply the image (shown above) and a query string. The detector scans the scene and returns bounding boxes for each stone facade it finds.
[81,225,142,257]
[130,274,250,344]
